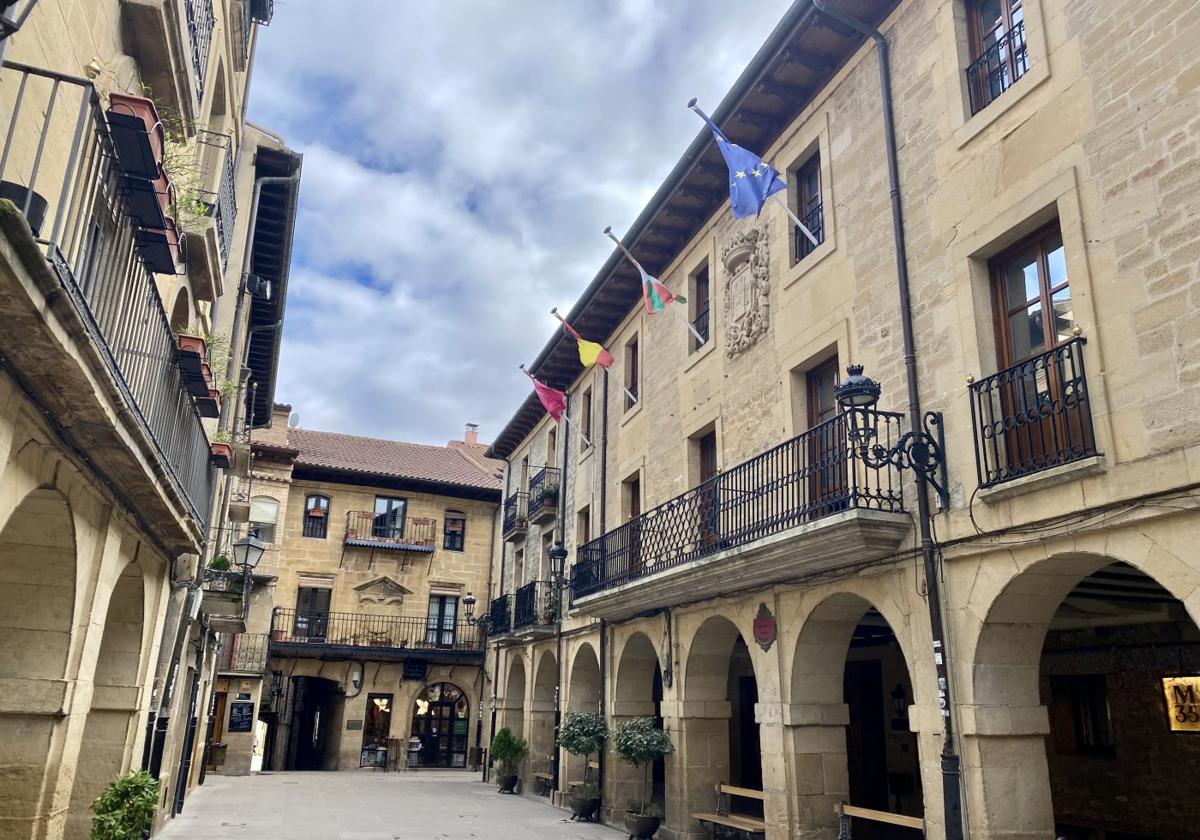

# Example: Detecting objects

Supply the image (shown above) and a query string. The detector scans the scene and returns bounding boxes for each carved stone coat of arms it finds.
[722,226,770,358]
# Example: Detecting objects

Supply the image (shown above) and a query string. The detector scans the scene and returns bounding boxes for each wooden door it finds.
[294,587,330,639]
[806,357,846,515]
[697,432,719,551]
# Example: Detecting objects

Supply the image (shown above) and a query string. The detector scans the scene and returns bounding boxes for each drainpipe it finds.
[810,4,965,840]
[482,502,500,777]
[550,393,571,793]
[173,620,209,814]
[596,371,610,795]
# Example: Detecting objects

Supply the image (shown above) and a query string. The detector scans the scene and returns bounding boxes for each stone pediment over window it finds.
[354,576,412,606]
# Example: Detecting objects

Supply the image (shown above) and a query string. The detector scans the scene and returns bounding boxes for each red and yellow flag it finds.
[552,309,614,369]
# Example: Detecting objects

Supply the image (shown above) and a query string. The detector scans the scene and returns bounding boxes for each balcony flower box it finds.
[122,167,172,230]
[196,388,221,419]
[183,361,212,398]
[228,499,250,523]
[176,334,207,376]
[107,93,165,181]
[210,441,232,469]
[135,217,184,274]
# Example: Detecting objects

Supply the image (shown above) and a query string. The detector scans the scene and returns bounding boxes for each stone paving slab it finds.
[156,771,625,840]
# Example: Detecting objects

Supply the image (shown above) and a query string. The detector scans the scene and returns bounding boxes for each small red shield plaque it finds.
[753,603,777,652]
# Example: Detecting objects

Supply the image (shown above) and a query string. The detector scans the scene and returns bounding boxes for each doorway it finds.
[361,694,392,768]
[410,683,470,768]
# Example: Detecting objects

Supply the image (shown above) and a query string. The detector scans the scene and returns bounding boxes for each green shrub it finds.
[490,727,529,775]
[91,770,159,840]
[613,717,673,816]
[558,711,607,784]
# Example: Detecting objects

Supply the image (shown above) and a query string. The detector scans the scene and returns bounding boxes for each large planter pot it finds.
[496,773,519,794]
[209,442,233,469]
[107,92,165,180]
[568,793,601,822]
[624,812,662,840]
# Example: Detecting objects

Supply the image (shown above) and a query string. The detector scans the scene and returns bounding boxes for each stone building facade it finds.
[486,2,1200,840]
[0,2,298,837]
[208,407,502,775]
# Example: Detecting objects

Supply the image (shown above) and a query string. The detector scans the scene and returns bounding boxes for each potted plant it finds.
[558,711,608,821]
[490,728,528,794]
[210,430,233,469]
[613,717,674,840]
[90,769,159,840]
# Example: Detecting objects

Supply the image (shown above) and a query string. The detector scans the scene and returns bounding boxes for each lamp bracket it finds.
[860,411,949,511]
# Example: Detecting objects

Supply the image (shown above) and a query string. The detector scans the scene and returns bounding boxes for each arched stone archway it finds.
[787,593,922,838]
[529,649,558,779]
[563,643,600,788]
[678,616,762,830]
[66,562,145,839]
[500,655,527,740]
[611,632,666,823]
[967,553,1200,840]
[0,486,77,838]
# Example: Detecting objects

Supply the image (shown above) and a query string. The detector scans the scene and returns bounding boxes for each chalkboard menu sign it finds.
[228,701,255,733]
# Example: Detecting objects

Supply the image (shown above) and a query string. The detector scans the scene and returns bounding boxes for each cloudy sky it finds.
[249,0,792,447]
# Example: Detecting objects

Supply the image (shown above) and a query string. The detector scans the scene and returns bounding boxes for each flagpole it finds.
[602,226,647,273]
[688,98,819,247]
[560,412,591,449]
[672,304,706,345]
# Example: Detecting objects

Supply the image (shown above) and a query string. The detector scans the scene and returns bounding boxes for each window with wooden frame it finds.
[624,335,639,411]
[991,224,1072,366]
[443,511,466,551]
[372,496,406,540]
[302,494,329,539]
[965,0,1028,115]
[805,357,848,515]
[690,262,710,352]
[793,153,824,262]
[576,505,591,547]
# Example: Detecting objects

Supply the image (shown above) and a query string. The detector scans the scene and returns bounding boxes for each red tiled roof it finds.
[287,428,503,491]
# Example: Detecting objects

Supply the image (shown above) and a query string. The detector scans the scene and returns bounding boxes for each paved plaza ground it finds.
[155,770,625,840]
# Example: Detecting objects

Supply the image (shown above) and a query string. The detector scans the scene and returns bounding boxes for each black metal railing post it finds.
[488,594,512,635]
[794,203,825,262]
[969,337,1097,487]
[502,492,528,535]
[214,142,236,267]
[184,0,215,103]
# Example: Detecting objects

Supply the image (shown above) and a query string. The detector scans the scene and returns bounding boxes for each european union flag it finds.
[689,99,786,219]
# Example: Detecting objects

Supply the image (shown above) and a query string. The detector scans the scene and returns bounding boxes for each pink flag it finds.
[523,368,565,422]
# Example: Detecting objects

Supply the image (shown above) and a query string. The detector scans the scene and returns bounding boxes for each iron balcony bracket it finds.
[858,411,950,511]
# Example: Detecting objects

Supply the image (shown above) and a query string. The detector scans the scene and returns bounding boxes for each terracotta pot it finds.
[177,334,207,358]
[624,812,662,840]
[107,93,165,180]
[209,442,233,469]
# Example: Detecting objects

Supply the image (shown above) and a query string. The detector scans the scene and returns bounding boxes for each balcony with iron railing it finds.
[513,580,558,636]
[569,411,911,619]
[969,337,1099,489]
[692,307,710,349]
[489,594,513,636]
[269,608,484,662]
[343,511,438,553]
[502,492,528,541]
[201,569,249,633]
[217,632,269,673]
[966,21,1028,116]
[0,63,213,536]
[527,466,560,525]
[794,203,824,263]
[184,0,215,104]
[214,140,236,269]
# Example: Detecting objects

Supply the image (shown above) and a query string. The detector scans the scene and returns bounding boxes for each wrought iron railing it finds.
[966,21,1028,115]
[184,0,215,104]
[502,492,528,536]
[271,608,484,652]
[214,142,236,268]
[343,510,437,548]
[513,580,557,630]
[570,411,905,601]
[693,307,710,347]
[794,203,824,262]
[217,632,269,672]
[969,337,1097,488]
[202,569,246,594]
[489,594,512,635]
[528,466,560,509]
[0,62,213,525]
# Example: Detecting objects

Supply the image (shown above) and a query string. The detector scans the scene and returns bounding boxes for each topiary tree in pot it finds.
[91,770,159,840]
[490,727,529,794]
[613,717,674,840]
[558,711,608,821]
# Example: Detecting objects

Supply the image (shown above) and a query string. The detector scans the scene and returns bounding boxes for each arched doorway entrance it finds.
[971,556,1200,840]
[66,562,145,839]
[612,632,666,821]
[411,682,470,768]
[564,643,600,786]
[282,676,342,770]
[500,655,526,739]
[0,487,77,838]
[681,616,762,824]
[529,650,557,778]
[790,593,922,838]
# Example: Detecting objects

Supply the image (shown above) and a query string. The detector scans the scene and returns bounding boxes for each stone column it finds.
[527,699,555,794]
[606,700,657,823]
[665,700,731,840]
[754,702,796,840]
[960,704,1056,840]
[782,702,850,840]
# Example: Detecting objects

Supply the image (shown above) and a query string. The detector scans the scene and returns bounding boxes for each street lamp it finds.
[230,530,266,571]
[462,592,482,625]
[834,365,949,510]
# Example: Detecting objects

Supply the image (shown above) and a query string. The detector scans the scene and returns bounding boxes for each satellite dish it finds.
[288,411,300,429]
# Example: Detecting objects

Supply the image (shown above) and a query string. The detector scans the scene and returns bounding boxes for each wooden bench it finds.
[834,802,924,834]
[692,784,766,839]
[532,772,553,795]
[566,759,600,791]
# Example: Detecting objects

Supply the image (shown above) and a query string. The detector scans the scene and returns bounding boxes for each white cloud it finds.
[250,0,792,445]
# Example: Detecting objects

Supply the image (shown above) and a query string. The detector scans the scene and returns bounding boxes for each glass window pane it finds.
[1052,285,1074,344]
[1003,247,1040,308]
[1008,302,1044,360]
[1045,232,1068,289]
